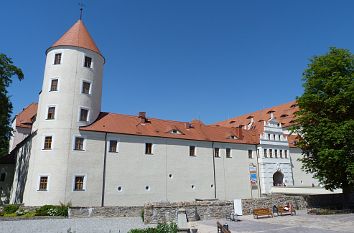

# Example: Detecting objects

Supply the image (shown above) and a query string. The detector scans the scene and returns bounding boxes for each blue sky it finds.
[3,0,354,124]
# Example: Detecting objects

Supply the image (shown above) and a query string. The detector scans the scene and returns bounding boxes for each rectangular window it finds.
[43,136,52,150]
[280,150,283,158]
[109,140,118,152]
[74,176,85,191]
[269,149,273,158]
[145,143,153,154]
[84,56,92,68]
[54,53,62,65]
[214,148,220,158]
[82,81,91,94]
[275,149,278,158]
[264,149,267,158]
[268,134,271,140]
[47,107,55,120]
[189,146,196,156]
[80,108,89,122]
[74,137,84,151]
[285,150,288,158]
[248,150,253,159]
[39,176,48,191]
[50,79,58,91]
[226,148,232,158]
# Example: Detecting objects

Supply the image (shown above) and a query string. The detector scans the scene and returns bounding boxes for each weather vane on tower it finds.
[79,1,85,20]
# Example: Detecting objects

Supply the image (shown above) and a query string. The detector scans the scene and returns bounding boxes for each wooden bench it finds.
[253,208,273,219]
[277,205,296,216]
[217,221,231,233]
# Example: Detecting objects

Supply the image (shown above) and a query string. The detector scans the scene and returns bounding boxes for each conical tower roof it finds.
[49,20,102,56]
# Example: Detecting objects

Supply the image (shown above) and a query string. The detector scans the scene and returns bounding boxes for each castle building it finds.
[0,19,325,207]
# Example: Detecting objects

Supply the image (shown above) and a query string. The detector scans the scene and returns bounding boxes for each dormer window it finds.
[229,135,238,140]
[229,120,236,124]
[280,114,288,118]
[84,56,92,68]
[170,129,182,135]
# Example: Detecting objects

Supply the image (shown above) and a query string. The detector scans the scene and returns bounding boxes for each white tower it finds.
[22,20,104,205]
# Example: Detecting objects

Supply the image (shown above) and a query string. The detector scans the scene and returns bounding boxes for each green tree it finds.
[293,47,354,208]
[0,54,24,156]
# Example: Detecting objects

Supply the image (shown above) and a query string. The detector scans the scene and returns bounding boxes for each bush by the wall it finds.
[35,203,68,217]
[4,204,20,214]
[128,223,177,233]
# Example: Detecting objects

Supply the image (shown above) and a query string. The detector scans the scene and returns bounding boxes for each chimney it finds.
[236,125,243,138]
[138,112,147,123]
[185,122,192,129]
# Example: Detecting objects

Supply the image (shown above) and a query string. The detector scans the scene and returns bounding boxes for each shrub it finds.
[4,204,20,214]
[35,204,69,217]
[35,205,56,216]
[128,223,177,233]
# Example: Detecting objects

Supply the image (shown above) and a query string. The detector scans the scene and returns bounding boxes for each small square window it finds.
[54,53,62,65]
[74,176,85,191]
[43,136,52,150]
[214,148,220,158]
[189,146,196,156]
[82,81,91,94]
[84,56,92,68]
[145,143,153,155]
[39,176,48,191]
[226,148,232,158]
[74,137,84,151]
[50,79,58,91]
[109,140,118,152]
[47,107,55,120]
[248,150,253,159]
[80,108,89,122]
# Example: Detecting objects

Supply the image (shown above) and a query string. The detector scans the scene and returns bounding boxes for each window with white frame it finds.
[214,148,220,158]
[109,140,118,152]
[38,176,48,191]
[248,150,253,159]
[145,143,153,155]
[74,137,84,151]
[280,150,283,158]
[74,176,85,191]
[189,146,196,156]
[54,53,62,65]
[50,79,58,91]
[79,108,89,122]
[226,148,232,158]
[43,136,52,150]
[84,56,92,68]
[82,81,91,94]
[47,106,56,120]
[264,149,267,158]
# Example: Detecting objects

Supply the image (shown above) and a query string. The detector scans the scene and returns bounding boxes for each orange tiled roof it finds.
[81,112,259,145]
[213,100,298,130]
[49,20,102,56]
[15,103,38,128]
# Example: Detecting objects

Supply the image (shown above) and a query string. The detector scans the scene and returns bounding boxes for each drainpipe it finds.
[256,145,262,197]
[101,132,108,207]
[212,142,217,199]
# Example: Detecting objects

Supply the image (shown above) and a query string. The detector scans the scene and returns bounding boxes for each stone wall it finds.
[143,195,308,224]
[68,206,143,218]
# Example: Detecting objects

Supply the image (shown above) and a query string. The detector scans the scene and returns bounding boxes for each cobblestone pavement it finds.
[0,217,151,233]
[192,210,354,233]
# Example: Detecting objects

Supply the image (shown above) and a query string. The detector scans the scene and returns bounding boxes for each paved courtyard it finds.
[0,210,354,233]
[193,210,354,233]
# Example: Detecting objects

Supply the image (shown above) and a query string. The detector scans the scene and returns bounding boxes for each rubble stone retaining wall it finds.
[68,206,143,218]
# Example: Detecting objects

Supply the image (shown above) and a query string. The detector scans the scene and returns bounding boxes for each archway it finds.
[273,171,284,186]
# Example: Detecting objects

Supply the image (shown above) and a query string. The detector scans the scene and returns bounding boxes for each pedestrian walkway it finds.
[191,210,354,233]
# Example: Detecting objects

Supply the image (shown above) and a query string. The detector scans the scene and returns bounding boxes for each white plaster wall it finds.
[22,46,104,206]
[290,147,319,187]
[9,119,31,152]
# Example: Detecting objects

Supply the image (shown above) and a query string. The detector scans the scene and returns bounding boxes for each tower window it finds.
[226,148,232,158]
[264,149,267,158]
[280,150,283,158]
[74,176,85,191]
[109,140,118,152]
[189,146,196,156]
[214,148,220,158]
[43,136,52,150]
[38,176,48,191]
[82,81,91,94]
[269,149,273,158]
[145,143,153,154]
[275,149,278,158]
[50,79,58,91]
[84,56,92,68]
[47,107,56,120]
[54,53,62,65]
[79,108,89,122]
[248,150,253,159]
[74,137,84,151]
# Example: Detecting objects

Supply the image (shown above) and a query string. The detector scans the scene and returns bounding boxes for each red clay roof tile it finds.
[15,103,38,128]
